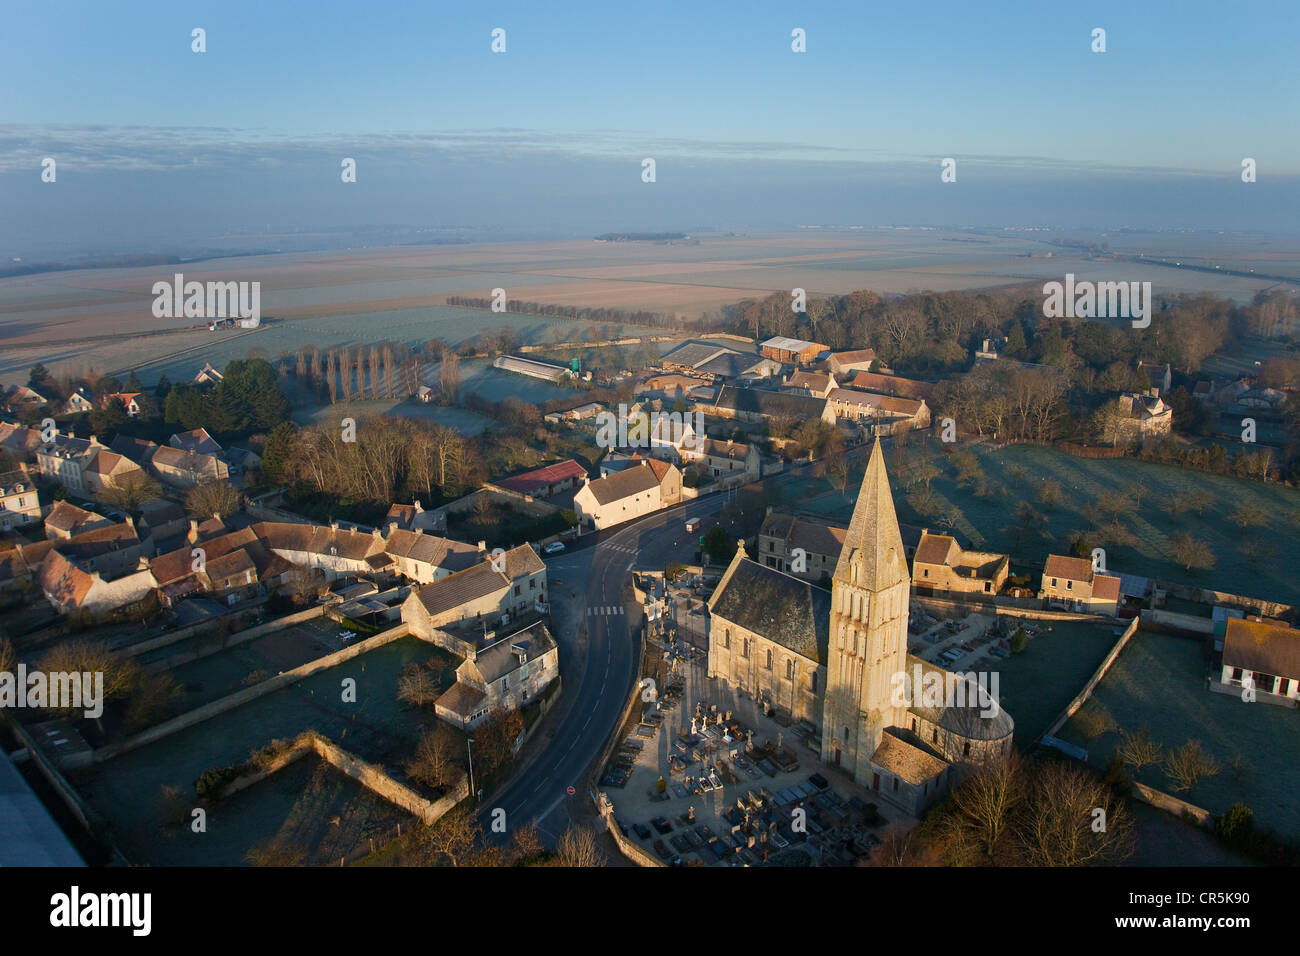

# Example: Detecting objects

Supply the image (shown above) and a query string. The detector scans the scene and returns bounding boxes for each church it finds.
[707,439,1014,815]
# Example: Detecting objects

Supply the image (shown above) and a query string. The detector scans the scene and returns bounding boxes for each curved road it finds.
[479,491,730,841]
[479,450,872,843]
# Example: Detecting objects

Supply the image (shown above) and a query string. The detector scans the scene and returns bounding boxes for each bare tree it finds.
[420,807,482,867]
[184,479,243,520]
[1117,726,1162,773]
[944,751,1028,860]
[1163,740,1220,792]
[397,665,440,709]
[555,825,606,867]
[1170,533,1215,572]
[98,470,163,512]
[404,724,460,790]
[1015,760,1134,866]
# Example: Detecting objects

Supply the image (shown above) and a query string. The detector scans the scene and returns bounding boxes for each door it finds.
[833,748,841,766]
[872,773,880,792]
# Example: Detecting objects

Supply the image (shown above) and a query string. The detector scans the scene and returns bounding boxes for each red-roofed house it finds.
[490,459,588,499]
[1040,554,1121,615]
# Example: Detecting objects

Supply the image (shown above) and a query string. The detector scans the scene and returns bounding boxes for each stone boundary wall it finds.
[1038,616,1141,745]
[1130,781,1213,827]
[215,731,469,826]
[92,622,412,763]
[1140,608,1216,636]
[0,711,104,839]
[914,594,1115,623]
[1158,582,1292,620]
[135,605,327,670]
[245,502,314,525]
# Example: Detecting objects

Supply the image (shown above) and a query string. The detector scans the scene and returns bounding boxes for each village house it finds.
[845,371,935,402]
[1113,392,1173,445]
[136,499,189,544]
[491,460,588,500]
[380,528,482,584]
[2,385,51,413]
[64,388,96,415]
[194,363,225,385]
[1040,554,1122,615]
[0,421,44,462]
[1218,617,1300,705]
[43,500,112,540]
[36,433,104,494]
[826,388,931,433]
[679,437,761,487]
[826,348,879,377]
[150,445,230,487]
[911,532,1010,598]
[38,549,157,618]
[80,449,145,497]
[973,338,1004,364]
[572,458,682,531]
[702,385,837,427]
[434,621,560,729]
[102,392,144,418]
[0,467,42,531]
[400,544,548,646]
[1137,361,1172,397]
[169,427,222,455]
[782,370,837,399]
[384,500,447,535]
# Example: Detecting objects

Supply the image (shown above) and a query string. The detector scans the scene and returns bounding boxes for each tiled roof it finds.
[913,533,957,567]
[413,561,510,618]
[1223,618,1300,679]
[1044,554,1092,583]
[846,371,933,400]
[581,464,661,506]
[709,557,830,663]
[1092,574,1121,601]
[494,459,587,494]
[871,730,949,785]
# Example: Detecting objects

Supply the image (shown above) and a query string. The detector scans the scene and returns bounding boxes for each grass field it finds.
[1059,630,1300,842]
[76,636,448,863]
[135,756,419,866]
[799,438,1300,606]
[989,620,1121,746]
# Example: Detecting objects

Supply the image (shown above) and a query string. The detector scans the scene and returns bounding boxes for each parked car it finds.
[543,541,565,555]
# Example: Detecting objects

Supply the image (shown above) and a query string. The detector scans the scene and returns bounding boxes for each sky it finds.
[2,0,1297,256]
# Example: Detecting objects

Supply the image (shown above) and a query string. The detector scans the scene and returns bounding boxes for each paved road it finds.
[478,491,735,842]
[477,451,873,843]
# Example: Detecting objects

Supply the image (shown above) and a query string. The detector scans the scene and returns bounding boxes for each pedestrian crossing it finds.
[587,606,626,616]
[601,544,637,555]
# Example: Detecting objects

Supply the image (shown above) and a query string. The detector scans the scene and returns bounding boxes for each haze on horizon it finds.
[2,0,1297,259]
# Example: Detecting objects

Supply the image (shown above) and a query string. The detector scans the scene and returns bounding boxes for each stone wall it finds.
[138,605,327,671]
[1038,616,1140,745]
[93,622,412,763]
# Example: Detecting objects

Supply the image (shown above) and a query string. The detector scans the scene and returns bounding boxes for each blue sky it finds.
[2,0,1297,254]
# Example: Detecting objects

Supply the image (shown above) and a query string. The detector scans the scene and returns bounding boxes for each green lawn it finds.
[798,438,1300,606]
[991,620,1121,746]
[1060,630,1300,842]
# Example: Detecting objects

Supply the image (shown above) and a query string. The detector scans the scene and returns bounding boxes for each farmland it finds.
[3,229,1297,387]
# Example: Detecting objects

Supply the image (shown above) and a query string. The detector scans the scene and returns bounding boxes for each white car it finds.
[543,541,566,555]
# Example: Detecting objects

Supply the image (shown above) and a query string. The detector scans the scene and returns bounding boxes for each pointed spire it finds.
[833,438,907,592]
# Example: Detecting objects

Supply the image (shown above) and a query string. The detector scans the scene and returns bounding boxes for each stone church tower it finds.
[820,438,911,783]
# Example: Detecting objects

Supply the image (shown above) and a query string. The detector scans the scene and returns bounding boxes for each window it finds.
[809,673,817,693]
[963,742,970,757]
[843,726,849,741]
[911,718,917,731]
[1066,580,1073,590]
[932,728,938,743]
[723,629,730,650]
[1231,667,1243,683]
[766,649,772,670]
[1051,578,1057,587]
[743,638,750,658]
[514,585,521,596]
[529,579,535,589]
[786,659,794,680]
[922,569,929,578]
[984,582,991,593]
[892,777,899,792]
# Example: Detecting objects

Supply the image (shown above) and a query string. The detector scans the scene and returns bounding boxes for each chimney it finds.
[188,519,200,542]
[736,538,747,558]
[89,434,98,447]
[413,500,422,513]
[478,540,487,554]
[212,512,221,523]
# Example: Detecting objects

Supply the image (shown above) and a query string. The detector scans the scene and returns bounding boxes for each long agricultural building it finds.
[494,355,571,381]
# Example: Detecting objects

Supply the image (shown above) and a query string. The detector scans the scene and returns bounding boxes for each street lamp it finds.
[467,735,477,802]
